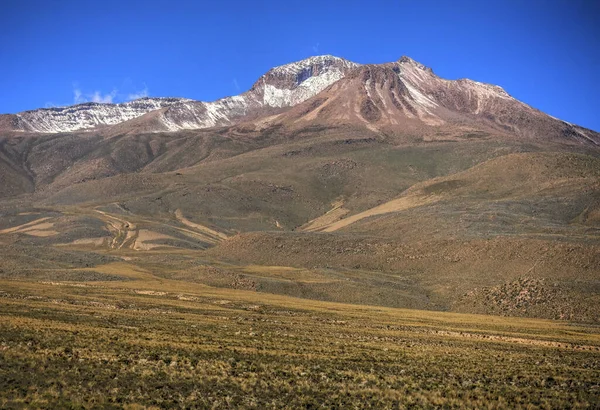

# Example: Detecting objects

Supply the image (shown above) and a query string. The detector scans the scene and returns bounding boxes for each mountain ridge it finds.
[0,55,359,134]
[2,54,597,146]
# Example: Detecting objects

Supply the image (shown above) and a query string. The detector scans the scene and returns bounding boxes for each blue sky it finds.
[1,0,599,130]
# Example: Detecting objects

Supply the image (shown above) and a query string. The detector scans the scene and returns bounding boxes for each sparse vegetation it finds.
[1,58,599,407]
[1,276,599,408]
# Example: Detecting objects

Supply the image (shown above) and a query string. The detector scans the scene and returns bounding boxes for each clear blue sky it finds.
[1,0,599,130]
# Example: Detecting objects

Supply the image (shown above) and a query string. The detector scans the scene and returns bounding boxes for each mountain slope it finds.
[1,55,359,134]
[115,55,360,133]
[4,98,189,133]
[0,54,598,322]
[2,54,598,148]
[258,57,599,146]
[206,151,600,319]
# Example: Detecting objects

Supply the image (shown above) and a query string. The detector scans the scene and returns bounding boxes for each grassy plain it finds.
[1,262,599,409]
[0,131,599,408]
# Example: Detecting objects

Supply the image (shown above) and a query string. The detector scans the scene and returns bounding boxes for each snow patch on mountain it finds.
[9,55,360,133]
[8,54,589,141]
[158,95,253,131]
[261,56,359,107]
[269,55,359,77]
[404,82,438,109]
[156,55,359,131]
[15,98,190,133]
[262,69,346,107]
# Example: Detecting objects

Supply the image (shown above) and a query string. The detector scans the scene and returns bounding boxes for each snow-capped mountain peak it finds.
[268,55,360,78]
[397,55,434,73]
[146,55,361,131]
[3,54,597,147]
[254,55,360,108]
[3,56,360,134]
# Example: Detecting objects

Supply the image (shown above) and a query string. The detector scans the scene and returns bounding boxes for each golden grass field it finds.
[1,260,599,409]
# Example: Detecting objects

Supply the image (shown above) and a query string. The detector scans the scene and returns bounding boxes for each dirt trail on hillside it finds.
[175,209,228,244]
[94,210,138,249]
[301,200,350,232]
[0,217,59,237]
[92,208,227,249]
[425,329,600,351]
[132,229,175,250]
[315,194,439,232]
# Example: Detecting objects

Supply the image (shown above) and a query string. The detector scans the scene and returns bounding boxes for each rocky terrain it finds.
[1,56,359,134]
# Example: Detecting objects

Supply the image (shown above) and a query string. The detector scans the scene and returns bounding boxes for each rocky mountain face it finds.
[266,56,599,146]
[140,55,360,132]
[1,54,598,147]
[256,55,360,107]
[4,98,189,133]
[392,57,599,145]
[1,55,359,134]
[2,54,597,146]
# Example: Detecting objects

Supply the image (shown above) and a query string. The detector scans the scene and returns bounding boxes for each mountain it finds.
[2,55,597,146]
[258,56,599,147]
[0,54,599,322]
[1,98,189,133]
[1,55,359,134]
